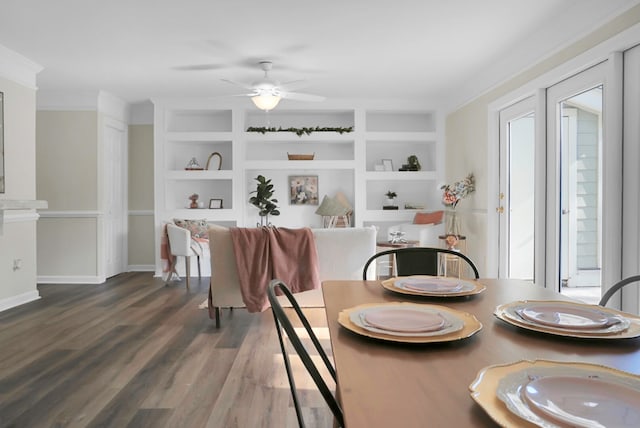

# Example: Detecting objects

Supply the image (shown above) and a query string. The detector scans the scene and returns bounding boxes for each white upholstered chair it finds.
[387,220,445,247]
[207,225,377,327]
[166,223,203,289]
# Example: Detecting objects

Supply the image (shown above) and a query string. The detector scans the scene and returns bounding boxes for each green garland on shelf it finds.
[246,126,354,137]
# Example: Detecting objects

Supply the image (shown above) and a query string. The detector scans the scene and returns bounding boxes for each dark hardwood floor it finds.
[0,272,334,428]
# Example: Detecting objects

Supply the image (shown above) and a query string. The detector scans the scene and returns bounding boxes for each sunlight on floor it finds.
[561,286,601,305]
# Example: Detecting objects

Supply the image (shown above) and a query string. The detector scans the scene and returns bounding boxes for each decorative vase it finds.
[257,215,271,227]
[445,209,462,237]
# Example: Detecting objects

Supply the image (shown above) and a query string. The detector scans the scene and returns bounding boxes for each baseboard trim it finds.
[127,264,155,272]
[37,275,104,284]
[0,290,41,312]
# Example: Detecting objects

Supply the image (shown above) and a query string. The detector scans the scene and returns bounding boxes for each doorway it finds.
[547,64,606,303]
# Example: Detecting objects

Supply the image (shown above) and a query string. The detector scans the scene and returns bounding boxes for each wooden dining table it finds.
[322,279,640,427]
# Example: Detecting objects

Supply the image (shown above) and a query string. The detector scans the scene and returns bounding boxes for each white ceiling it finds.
[0,0,638,111]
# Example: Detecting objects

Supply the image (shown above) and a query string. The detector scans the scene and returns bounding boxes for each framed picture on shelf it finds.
[209,198,223,209]
[289,175,319,205]
[382,159,394,171]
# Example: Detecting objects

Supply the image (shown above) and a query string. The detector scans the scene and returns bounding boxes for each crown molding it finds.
[0,43,43,89]
[36,90,100,111]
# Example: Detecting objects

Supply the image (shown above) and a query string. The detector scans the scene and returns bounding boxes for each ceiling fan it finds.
[222,61,325,111]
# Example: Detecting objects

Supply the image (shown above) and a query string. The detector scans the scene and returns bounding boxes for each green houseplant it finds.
[407,155,421,171]
[385,190,397,207]
[249,175,280,226]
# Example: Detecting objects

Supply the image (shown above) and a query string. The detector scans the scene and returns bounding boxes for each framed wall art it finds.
[289,175,319,205]
[209,198,223,209]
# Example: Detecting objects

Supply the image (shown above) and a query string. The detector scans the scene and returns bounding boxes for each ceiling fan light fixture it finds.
[251,93,281,111]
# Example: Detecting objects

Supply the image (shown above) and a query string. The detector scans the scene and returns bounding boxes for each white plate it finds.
[523,375,640,427]
[498,301,631,336]
[518,303,616,330]
[496,365,640,428]
[381,276,486,298]
[394,277,469,294]
[349,304,464,337]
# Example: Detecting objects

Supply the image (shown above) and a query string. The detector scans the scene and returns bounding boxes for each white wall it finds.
[0,46,43,310]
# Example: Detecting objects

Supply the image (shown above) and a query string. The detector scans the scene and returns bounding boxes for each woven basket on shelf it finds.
[287,153,315,160]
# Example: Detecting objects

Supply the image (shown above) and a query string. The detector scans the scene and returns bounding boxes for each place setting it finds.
[337,301,482,343]
[494,300,640,339]
[469,359,640,428]
[380,275,486,298]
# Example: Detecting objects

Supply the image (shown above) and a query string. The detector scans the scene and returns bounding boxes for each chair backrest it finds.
[599,274,640,306]
[362,247,480,280]
[267,280,344,428]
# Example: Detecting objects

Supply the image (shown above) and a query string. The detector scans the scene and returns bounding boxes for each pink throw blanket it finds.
[230,227,321,312]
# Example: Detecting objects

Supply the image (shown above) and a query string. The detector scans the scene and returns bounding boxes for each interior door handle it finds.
[562,209,570,214]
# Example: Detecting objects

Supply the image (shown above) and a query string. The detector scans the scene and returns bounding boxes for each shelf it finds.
[244,132,354,142]
[366,110,436,132]
[245,109,355,129]
[0,200,48,210]
[165,109,232,132]
[166,170,234,180]
[243,160,356,170]
[362,209,420,222]
[365,131,437,141]
[155,105,441,233]
[364,171,437,180]
[165,131,233,141]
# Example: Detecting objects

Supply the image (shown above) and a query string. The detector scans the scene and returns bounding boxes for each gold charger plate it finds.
[338,302,482,343]
[381,275,486,297]
[469,359,640,428]
[494,300,640,339]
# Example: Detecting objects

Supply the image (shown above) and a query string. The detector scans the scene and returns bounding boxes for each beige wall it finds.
[128,124,155,267]
[37,217,98,275]
[0,76,39,305]
[36,111,97,210]
[36,110,101,280]
[445,5,640,272]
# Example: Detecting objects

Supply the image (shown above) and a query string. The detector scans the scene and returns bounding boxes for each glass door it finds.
[547,63,606,303]
[498,97,536,280]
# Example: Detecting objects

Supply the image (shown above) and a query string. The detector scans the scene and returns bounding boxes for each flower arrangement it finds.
[441,173,475,209]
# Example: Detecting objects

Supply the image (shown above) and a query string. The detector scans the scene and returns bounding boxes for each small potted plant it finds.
[385,190,397,207]
[249,175,280,226]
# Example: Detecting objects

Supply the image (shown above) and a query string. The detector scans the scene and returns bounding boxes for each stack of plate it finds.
[494,300,640,339]
[470,360,640,427]
[338,302,482,343]
[381,276,486,298]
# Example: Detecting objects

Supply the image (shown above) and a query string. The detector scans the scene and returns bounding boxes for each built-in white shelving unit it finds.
[153,100,443,259]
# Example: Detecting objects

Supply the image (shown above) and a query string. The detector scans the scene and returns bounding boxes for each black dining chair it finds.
[267,279,344,428]
[599,274,640,306]
[362,247,480,280]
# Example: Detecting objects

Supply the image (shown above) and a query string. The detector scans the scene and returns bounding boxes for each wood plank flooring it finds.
[0,272,335,427]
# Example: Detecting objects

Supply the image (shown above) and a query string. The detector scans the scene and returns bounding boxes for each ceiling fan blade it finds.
[279,79,308,91]
[174,63,225,71]
[281,92,326,102]
[221,78,254,90]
